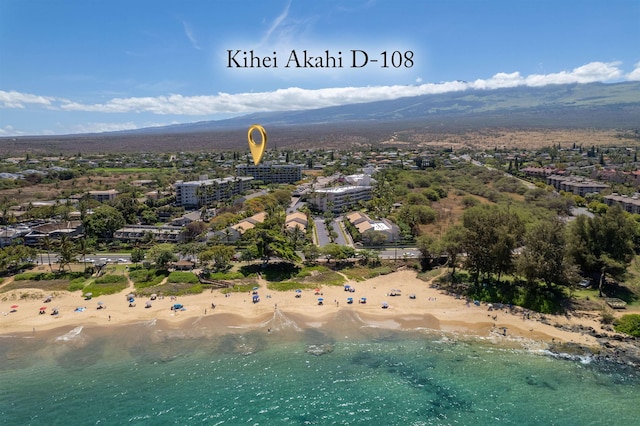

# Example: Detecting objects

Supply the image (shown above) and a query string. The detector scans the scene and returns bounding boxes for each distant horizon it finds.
[1,0,638,136]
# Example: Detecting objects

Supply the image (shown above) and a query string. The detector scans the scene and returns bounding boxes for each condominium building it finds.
[604,194,640,214]
[174,176,253,208]
[307,186,373,213]
[88,189,120,203]
[236,164,303,184]
[113,225,184,243]
[546,175,609,196]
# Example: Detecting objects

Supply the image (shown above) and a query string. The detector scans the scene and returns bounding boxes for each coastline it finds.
[2,269,637,365]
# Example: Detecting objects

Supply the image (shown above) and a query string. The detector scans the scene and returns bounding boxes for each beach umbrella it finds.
[97,301,104,306]
[10,305,18,309]
[127,293,135,299]
[252,287,259,291]
[39,306,47,311]
[295,289,302,293]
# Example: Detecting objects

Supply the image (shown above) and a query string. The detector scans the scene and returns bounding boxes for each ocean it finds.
[1,311,639,425]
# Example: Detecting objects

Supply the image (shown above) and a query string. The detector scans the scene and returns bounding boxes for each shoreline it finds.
[2,269,638,365]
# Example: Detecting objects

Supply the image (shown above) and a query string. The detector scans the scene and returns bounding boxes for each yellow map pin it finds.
[247,124,268,165]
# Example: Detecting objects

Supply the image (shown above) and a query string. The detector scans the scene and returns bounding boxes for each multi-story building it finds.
[546,175,609,196]
[113,225,184,243]
[174,176,253,208]
[236,164,303,184]
[88,189,120,203]
[307,186,373,213]
[603,194,640,214]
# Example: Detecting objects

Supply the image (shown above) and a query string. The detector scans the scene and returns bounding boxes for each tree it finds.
[361,229,388,246]
[181,221,208,242]
[302,244,320,264]
[131,247,145,265]
[147,243,176,269]
[416,234,437,269]
[57,235,76,272]
[251,228,299,264]
[202,245,235,270]
[76,236,94,270]
[41,235,55,272]
[516,218,576,287]
[462,204,524,287]
[286,225,306,250]
[568,205,636,295]
[84,205,125,240]
[321,243,354,264]
[357,248,381,266]
[439,224,465,279]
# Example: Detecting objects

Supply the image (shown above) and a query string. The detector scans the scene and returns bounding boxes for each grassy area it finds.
[340,265,395,282]
[167,271,199,284]
[14,271,85,281]
[83,274,128,297]
[416,268,446,283]
[222,282,259,294]
[267,281,317,291]
[1,279,72,292]
[129,268,169,288]
[137,282,203,296]
[203,271,246,280]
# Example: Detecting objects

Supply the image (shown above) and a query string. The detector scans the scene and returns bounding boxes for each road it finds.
[313,218,331,247]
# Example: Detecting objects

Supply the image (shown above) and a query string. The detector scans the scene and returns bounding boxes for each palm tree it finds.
[57,235,76,272]
[41,235,54,272]
[76,237,91,271]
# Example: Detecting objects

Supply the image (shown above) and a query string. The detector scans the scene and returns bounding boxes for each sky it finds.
[1,0,639,136]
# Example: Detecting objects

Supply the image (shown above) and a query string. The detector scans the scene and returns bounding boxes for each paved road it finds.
[313,218,331,247]
[330,220,350,246]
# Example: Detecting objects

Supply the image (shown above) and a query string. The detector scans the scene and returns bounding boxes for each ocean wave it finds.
[55,326,83,342]
[535,348,594,364]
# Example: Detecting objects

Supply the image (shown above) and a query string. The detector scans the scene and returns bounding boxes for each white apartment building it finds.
[174,176,253,208]
[307,186,373,213]
[236,164,303,184]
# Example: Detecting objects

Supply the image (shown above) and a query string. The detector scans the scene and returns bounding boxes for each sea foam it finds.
[55,326,83,342]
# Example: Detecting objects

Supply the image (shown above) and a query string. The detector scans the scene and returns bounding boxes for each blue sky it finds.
[1,0,639,136]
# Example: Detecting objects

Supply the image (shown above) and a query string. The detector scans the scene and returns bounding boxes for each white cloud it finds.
[0,90,55,109]
[2,61,635,121]
[0,125,25,136]
[66,121,176,134]
[262,0,292,44]
[627,62,640,81]
[181,20,201,50]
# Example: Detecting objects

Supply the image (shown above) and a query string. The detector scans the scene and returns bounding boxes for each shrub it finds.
[614,314,640,337]
[167,271,199,284]
[205,271,245,280]
[68,278,87,292]
[95,275,127,285]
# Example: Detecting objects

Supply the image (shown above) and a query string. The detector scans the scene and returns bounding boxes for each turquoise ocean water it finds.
[1,312,639,425]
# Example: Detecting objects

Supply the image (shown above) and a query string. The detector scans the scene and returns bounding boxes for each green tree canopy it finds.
[147,243,176,269]
[84,205,125,239]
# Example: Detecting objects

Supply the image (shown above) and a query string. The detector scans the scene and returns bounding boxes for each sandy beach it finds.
[0,269,613,349]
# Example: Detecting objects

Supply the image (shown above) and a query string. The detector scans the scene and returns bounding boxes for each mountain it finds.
[2,81,639,154]
[128,81,640,134]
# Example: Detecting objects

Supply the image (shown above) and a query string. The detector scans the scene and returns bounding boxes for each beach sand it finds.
[0,269,608,348]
